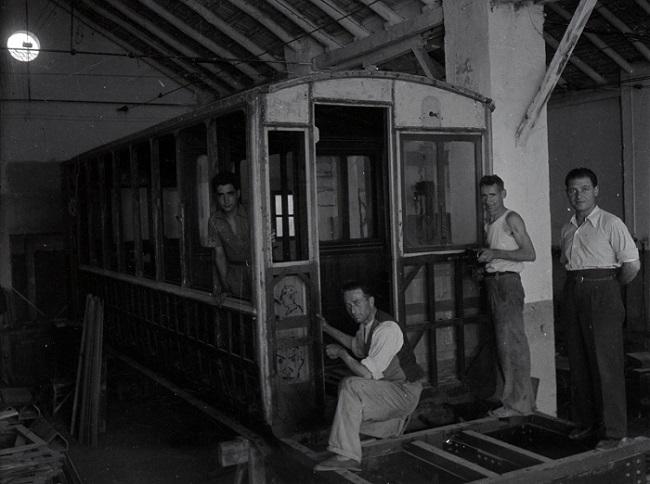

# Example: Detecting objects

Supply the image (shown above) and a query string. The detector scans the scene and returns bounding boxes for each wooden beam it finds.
[50,0,214,96]
[595,3,650,63]
[356,0,404,26]
[135,0,263,82]
[515,0,598,144]
[79,0,229,95]
[543,33,607,85]
[308,0,369,39]
[266,0,342,50]
[100,0,244,90]
[226,0,298,51]
[332,36,423,70]
[547,2,633,74]
[412,46,444,79]
[635,0,650,15]
[314,5,442,69]
[180,0,285,73]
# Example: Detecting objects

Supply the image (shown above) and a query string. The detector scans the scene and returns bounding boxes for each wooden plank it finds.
[403,439,499,479]
[460,429,552,464]
[515,0,598,144]
[70,295,92,436]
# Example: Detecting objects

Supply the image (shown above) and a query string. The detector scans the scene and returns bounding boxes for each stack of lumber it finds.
[0,421,65,484]
[70,294,104,447]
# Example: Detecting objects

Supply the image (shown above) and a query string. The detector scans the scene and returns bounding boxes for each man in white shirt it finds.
[561,167,639,450]
[314,282,423,472]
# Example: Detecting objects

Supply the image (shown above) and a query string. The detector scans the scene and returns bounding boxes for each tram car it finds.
[63,71,495,438]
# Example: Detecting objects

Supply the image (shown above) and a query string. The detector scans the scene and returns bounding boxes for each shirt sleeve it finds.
[610,218,639,263]
[207,216,222,249]
[361,321,403,380]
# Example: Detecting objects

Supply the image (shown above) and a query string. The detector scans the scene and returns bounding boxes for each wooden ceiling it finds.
[48,0,650,100]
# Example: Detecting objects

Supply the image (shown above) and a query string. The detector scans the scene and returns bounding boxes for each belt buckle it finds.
[577,275,584,283]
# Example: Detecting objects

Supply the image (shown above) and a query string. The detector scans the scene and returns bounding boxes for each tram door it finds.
[315,105,391,335]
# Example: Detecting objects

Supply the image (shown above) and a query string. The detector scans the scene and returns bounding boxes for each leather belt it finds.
[566,269,616,283]
[483,271,519,278]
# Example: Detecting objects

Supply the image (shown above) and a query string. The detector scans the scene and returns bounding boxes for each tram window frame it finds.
[76,162,90,266]
[267,130,309,264]
[156,134,182,285]
[400,133,482,253]
[178,123,213,291]
[102,152,118,271]
[134,141,155,279]
[116,147,136,274]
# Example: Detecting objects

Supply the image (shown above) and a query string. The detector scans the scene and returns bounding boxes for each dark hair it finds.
[479,174,505,190]
[341,280,373,298]
[212,171,240,192]
[565,167,598,188]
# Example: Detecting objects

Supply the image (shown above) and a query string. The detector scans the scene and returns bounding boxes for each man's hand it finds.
[326,344,346,360]
[317,313,330,334]
[478,248,496,263]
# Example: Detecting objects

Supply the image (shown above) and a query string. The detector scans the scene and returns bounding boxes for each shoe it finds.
[595,438,620,450]
[488,406,523,418]
[568,426,596,440]
[314,456,362,472]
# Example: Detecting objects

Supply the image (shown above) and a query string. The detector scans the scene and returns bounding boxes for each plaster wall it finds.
[1,0,200,289]
[548,92,624,244]
[622,64,650,242]
[444,1,555,414]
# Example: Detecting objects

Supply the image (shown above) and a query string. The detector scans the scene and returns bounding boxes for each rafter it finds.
[266,0,342,50]
[307,0,369,39]
[180,0,284,73]
[635,0,650,15]
[516,0,598,143]
[547,2,633,74]
[595,3,650,63]
[412,46,444,79]
[356,0,404,26]
[136,0,264,82]
[226,0,298,50]
[78,0,229,95]
[99,0,244,90]
[314,5,442,69]
[50,0,214,97]
[544,33,606,85]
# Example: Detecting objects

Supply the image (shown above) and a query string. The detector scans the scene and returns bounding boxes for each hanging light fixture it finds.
[7,30,40,62]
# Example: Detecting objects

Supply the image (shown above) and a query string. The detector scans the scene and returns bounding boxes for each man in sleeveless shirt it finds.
[314,281,424,472]
[478,175,536,418]
[561,168,639,450]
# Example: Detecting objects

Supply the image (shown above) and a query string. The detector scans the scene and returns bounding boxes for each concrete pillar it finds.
[444,0,556,414]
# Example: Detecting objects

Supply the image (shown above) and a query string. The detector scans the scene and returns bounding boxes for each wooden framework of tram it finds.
[64,71,650,482]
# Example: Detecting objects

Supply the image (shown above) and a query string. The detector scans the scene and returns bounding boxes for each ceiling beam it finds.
[50,0,214,97]
[547,2,633,74]
[356,0,404,26]
[78,0,228,95]
[136,0,264,82]
[307,0,369,39]
[516,0,598,143]
[595,3,650,63]
[543,33,606,85]
[180,0,285,73]
[266,0,342,50]
[314,5,442,69]
[412,46,444,79]
[100,0,244,90]
[635,0,650,15]
[226,0,298,51]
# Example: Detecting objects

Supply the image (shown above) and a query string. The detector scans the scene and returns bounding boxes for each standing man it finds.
[478,175,536,418]
[207,172,251,299]
[561,167,639,449]
[314,282,424,472]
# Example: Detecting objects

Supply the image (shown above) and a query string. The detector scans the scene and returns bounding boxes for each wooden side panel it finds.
[264,85,310,124]
[312,78,392,102]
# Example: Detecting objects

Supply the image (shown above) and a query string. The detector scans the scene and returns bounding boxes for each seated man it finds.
[314,281,424,472]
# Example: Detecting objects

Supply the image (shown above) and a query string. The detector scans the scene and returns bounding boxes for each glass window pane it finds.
[158,134,181,284]
[135,141,154,279]
[347,155,374,239]
[316,156,342,242]
[269,131,308,263]
[402,135,479,251]
[117,148,135,274]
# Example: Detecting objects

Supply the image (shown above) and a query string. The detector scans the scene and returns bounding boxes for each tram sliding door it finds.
[315,105,391,383]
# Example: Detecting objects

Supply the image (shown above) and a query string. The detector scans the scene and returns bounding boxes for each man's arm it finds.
[479,212,536,263]
[326,344,372,378]
[214,246,231,293]
[318,314,362,357]
[619,259,640,285]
